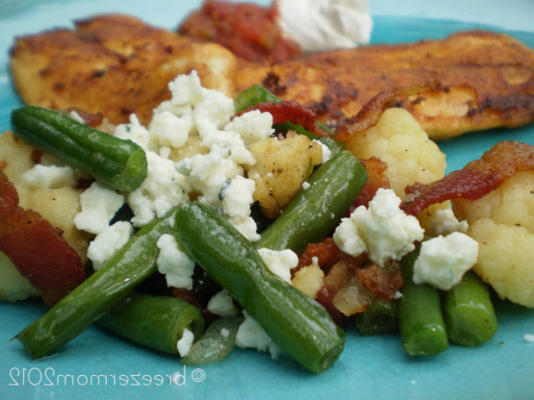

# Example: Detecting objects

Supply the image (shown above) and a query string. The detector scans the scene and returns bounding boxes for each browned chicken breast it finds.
[10,15,534,139]
[10,14,237,126]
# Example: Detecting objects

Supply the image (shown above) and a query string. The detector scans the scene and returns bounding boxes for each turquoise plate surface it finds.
[0,1,533,399]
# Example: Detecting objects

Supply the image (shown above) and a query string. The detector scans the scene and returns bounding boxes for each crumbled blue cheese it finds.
[428,207,469,237]
[148,110,192,149]
[333,188,424,266]
[207,290,239,317]
[257,248,298,283]
[180,150,244,206]
[177,328,195,357]
[235,312,281,359]
[221,176,260,241]
[21,164,76,189]
[224,110,274,145]
[74,182,124,234]
[113,114,152,151]
[107,71,265,236]
[87,221,133,270]
[302,181,311,190]
[156,234,195,290]
[413,232,479,290]
[128,151,188,227]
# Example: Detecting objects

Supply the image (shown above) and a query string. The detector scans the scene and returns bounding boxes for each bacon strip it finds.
[0,170,84,304]
[401,140,534,215]
[334,81,440,142]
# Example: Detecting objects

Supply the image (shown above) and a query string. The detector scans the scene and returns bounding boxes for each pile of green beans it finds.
[398,249,497,356]
[174,202,345,374]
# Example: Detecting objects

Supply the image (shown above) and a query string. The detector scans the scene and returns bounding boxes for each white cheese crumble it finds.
[302,181,311,190]
[413,232,479,290]
[87,221,133,270]
[128,151,188,227]
[235,312,281,359]
[148,110,192,149]
[258,248,299,283]
[428,207,469,237]
[207,290,239,317]
[74,182,124,234]
[277,0,372,52]
[176,328,195,357]
[21,164,76,189]
[524,333,534,343]
[220,176,260,241]
[224,110,274,145]
[113,114,152,151]
[314,139,332,163]
[220,328,230,338]
[333,188,424,266]
[156,234,195,290]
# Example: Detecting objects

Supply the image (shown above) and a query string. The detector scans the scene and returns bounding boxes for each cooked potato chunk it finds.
[453,171,534,307]
[291,263,325,299]
[246,131,322,218]
[346,108,446,198]
[0,131,89,259]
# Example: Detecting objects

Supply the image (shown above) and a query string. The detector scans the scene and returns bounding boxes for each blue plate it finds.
[1,2,533,399]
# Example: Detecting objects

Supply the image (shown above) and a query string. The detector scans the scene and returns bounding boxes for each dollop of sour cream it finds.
[276,0,372,52]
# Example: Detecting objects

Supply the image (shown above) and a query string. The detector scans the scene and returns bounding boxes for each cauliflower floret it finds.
[468,219,534,307]
[453,171,534,231]
[245,132,322,218]
[346,108,446,198]
[452,171,534,307]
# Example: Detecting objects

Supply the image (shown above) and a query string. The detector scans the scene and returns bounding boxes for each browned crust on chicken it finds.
[236,30,534,139]
[10,14,237,126]
[10,16,534,139]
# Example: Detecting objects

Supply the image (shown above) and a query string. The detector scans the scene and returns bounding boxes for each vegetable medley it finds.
[1,71,532,373]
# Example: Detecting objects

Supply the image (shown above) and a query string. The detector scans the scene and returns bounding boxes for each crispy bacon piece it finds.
[295,238,340,273]
[401,140,534,215]
[0,170,84,304]
[316,284,345,327]
[346,157,390,216]
[241,101,328,136]
[357,264,403,301]
[334,82,440,142]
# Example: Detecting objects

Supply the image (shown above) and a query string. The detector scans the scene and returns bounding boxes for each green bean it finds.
[11,106,147,192]
[234,84,281,113]
[442,271,498,346]
[257,150,367,254]
[398,249,448,356]
[355,298,398,335]
[173,202,345,374]
[16,210,175,359]
[97,293,204,355]
[181,315,243,365]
